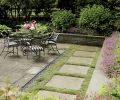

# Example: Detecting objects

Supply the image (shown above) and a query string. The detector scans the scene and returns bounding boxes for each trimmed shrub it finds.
[79,4,112,35]
[51,10,75,32]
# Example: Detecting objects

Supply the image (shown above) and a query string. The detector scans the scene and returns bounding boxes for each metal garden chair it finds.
[41,32,60,54]
[22,39,44,59]
[0,33,19,57]
[16,33,33,51]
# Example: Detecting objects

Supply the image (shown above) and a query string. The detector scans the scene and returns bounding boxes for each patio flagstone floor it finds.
[0,39,70,88]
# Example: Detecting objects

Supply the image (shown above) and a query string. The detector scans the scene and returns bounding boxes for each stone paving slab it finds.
[67,57,93,65]
[74,51,96,58]
[57,43,71,50]
[58,64,89,75]
[26,67,43,75]
[80,45,98,52]
[37,90,76,100]
[0,72,25,83]
[46,75,84,90]
[15,74,35,87]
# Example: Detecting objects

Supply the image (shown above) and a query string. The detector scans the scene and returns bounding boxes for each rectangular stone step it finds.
[46,75,84,90]
[67,57,93,66]
[36,90,76,100]
[58,64,89,75]
[80,46,98,52]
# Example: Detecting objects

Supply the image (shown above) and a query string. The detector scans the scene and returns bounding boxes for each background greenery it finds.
[0,0,120,35]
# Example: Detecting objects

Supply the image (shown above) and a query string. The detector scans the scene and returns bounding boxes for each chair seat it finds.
[5,41,18,47]
[29,45,43,51]
[20,38,32,41]
[45,40,56,45]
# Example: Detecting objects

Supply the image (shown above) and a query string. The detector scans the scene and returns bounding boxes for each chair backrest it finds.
[0,32,13,46]
[0,32,6,38]
[49,33,59,42]
[53,33,59,42]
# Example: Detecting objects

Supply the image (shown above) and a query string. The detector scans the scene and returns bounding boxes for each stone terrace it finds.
[0,38,101,100]
[0,39,70,88]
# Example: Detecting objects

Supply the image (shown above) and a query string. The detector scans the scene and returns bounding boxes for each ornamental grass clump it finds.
[101,32,118,77]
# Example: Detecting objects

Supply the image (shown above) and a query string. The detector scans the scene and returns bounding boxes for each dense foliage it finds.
[51,10,75,32]
[79,4,112,35]
[0,0,57,20]
[97,77,120,100]
[0,0,120,35]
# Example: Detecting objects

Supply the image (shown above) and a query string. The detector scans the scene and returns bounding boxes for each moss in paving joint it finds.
[54,72,86,78]
[42,86,79,95]
[73,55,94,58]
[66,63,94,68]
[91,48,101,67]
[78,68,94,99]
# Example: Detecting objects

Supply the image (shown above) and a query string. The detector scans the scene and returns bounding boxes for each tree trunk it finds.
[17,5,21,21]
[10,5,14,19]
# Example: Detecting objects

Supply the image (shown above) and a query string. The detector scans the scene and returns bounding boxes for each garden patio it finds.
[0,0,120,99]
[0,37,101,99]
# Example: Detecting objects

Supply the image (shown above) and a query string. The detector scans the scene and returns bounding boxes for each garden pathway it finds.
[35,45,100,100]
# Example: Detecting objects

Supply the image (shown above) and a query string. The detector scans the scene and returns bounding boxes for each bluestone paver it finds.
[26,67,43,75]
[80,45,98,52]
[37,90,76,100]
[46,75,84,90]
[67,57,93,65]
[74,51,96,58]
[58,64,89,75]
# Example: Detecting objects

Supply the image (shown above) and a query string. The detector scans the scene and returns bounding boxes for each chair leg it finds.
[4,48,10,58]
[50,44,60,54]
[16,47,18,55]
[27,51,29,59]
[55,44,60,54]
[43,49,45,56]
[13,47,15,54]
[38,50,41,58]
[0,46,5,55]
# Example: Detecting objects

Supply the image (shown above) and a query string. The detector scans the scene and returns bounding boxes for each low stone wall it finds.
[57,33,105,46]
